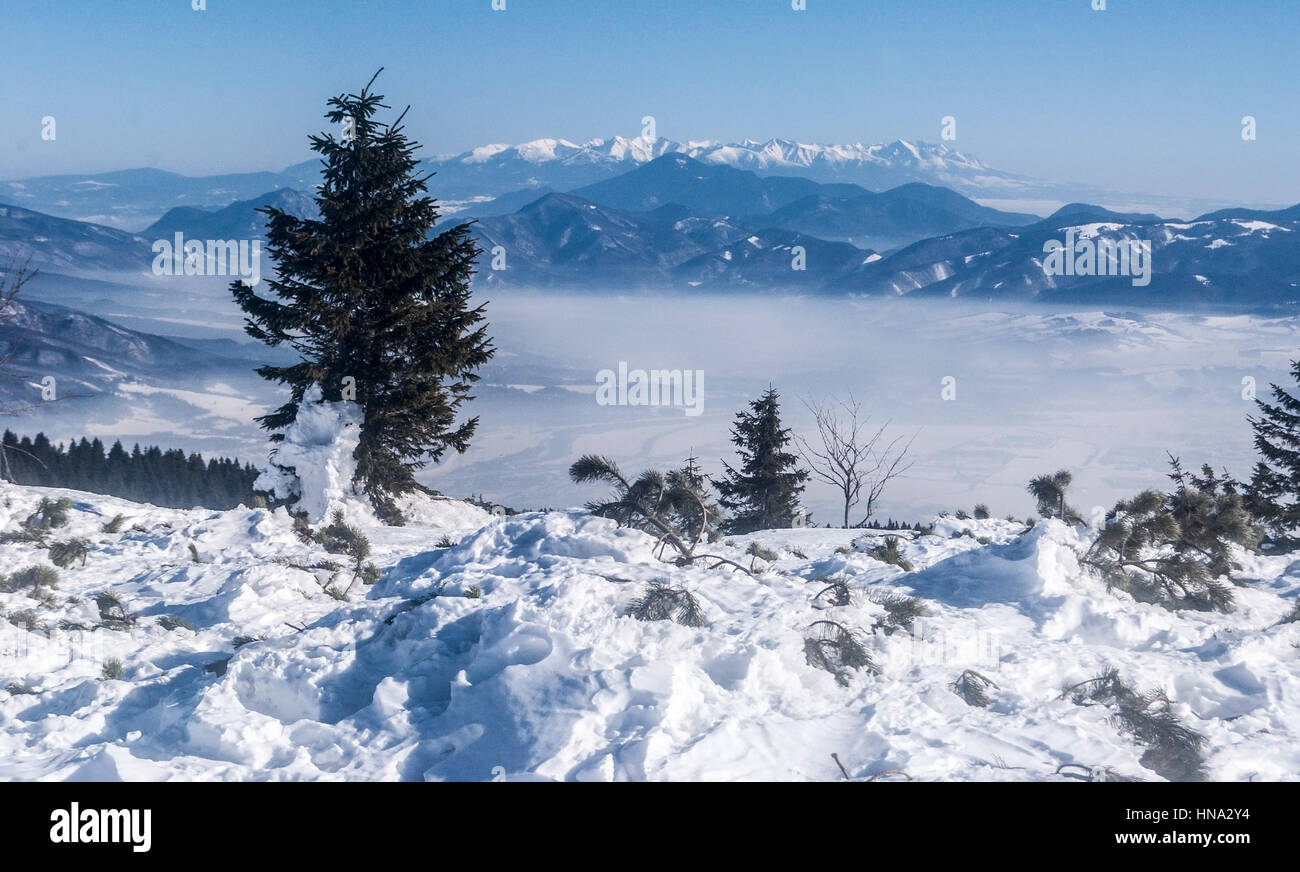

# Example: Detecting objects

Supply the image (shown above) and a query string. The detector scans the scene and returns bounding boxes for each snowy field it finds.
[2,483,1297,781]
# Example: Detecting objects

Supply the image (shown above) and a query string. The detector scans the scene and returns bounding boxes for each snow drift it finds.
[1,483,1298,781]
[253,385,365,523]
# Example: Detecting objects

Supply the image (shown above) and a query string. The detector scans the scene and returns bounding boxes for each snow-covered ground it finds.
[2,483,1297,781]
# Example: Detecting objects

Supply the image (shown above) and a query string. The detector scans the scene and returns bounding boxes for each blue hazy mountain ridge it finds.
[0,203,153,274]
[350,137,1042,204]
[467,191,879,291]
[569,154,1038,246]
[144,189,321,241]
[0,167,318,232]
[0,298,253,411]
[0,297,286,463]
[570,154,857,216]
[824,206,1300,306]
[130,154,1039,258]
[0,136,1087,232]
[5,148,1300,303]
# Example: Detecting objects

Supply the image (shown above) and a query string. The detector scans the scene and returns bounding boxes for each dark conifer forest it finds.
[1,431,259,509]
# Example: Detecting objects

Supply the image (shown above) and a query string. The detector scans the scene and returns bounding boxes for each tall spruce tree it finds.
[232,70,494,522]
[1245,359,1300,540]
[716,388,807,533]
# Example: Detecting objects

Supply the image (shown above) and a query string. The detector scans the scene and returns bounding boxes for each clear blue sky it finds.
[2,0,1297,203]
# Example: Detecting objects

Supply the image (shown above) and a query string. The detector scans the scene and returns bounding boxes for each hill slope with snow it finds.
[2,482,1296,781]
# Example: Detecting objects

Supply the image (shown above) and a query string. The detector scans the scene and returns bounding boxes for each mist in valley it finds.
[11,271,1293,524]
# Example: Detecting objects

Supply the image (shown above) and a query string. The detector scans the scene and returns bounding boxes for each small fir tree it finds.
[1245,359,1300,542]
[716,388,807,533]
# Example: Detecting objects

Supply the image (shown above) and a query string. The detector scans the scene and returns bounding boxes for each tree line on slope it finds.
[0,431,259,510]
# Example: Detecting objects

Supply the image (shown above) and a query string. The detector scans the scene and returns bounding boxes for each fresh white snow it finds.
[253,386,364,524]
[2,480,1296,781]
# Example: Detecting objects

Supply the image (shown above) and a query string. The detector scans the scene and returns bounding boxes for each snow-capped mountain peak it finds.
[462,143,513,164]
[443,134,997,180]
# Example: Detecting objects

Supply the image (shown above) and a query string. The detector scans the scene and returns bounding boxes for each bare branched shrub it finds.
[8,565,59,597]
[1063,667,1207,782]
[626,582,710,628]
[570,455,747,573]
[804,620,875,685]
[94,591,137,629]
[867,535,914,571]
[48,538,90,568]
[810,577,852,607]
[952,670,998,707]
[870,590,928,635]
[794,395,915,528]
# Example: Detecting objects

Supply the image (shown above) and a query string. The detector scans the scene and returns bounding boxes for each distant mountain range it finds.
[0,298,280,458]
[406,136,1036,203]
[0,298,251,419]
[468,191,879,290]
[145,189,319,241]
[4,148,1300,306]
[0,203,152,273]
[828,204,1300,305]
[0,191,317,279]
[0,166,320,232]
[562,155,1039,248]
[468,189,1300,301]
[8,134,1211,233]
[0,298,234,383]
[464,155,1047,288]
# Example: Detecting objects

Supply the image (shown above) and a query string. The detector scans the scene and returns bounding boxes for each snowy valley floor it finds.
[1,484,1298,781]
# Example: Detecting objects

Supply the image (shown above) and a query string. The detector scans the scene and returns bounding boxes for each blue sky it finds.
[2,0,1298,204]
